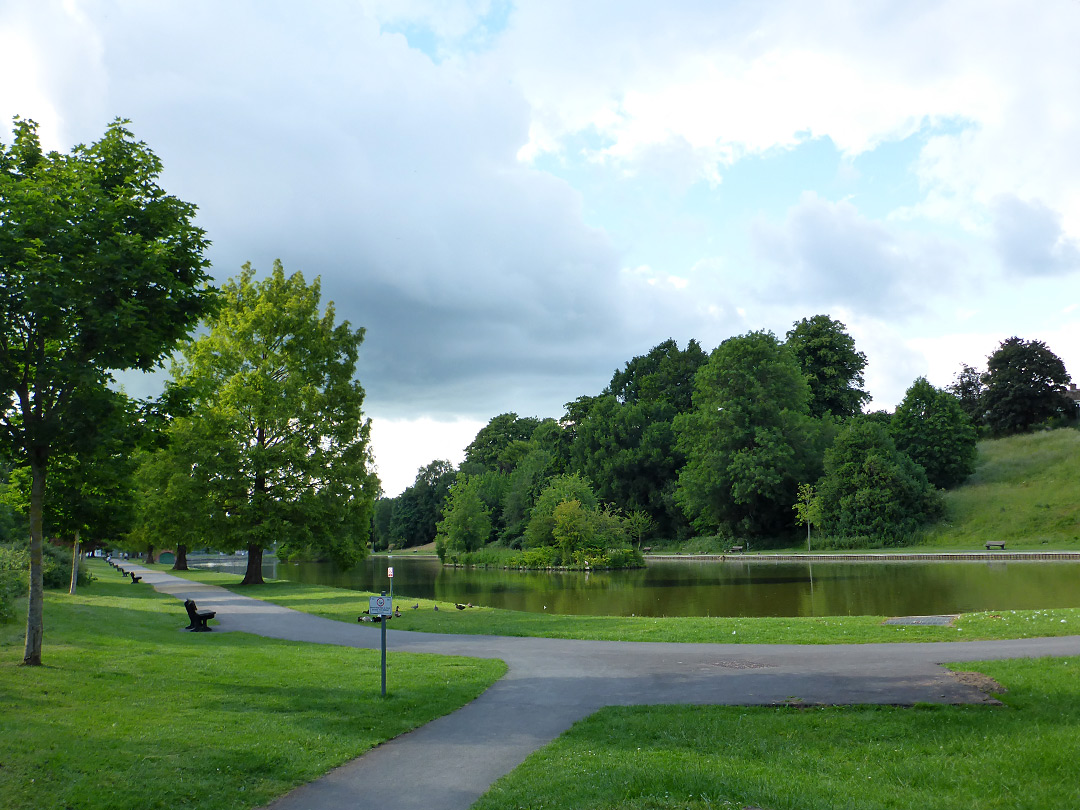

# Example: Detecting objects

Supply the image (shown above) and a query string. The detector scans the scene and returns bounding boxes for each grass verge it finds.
[0,572,505,810]
[151,565,1080,644]
[473,656,1080,810]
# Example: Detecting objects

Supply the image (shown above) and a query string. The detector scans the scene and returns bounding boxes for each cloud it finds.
[751,192,967,315]
[992,195,1080,277]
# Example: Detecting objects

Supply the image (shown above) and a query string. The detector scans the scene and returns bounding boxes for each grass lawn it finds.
[0,572,505,810]
[153,565,1080,645]
[473,656,1080,810]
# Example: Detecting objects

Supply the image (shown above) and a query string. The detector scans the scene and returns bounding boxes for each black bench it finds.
[986,541,1006,550]
[184,599,216,632]
[129,571,142,583]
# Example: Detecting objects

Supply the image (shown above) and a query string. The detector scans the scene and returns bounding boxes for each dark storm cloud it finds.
[30,1,638,420]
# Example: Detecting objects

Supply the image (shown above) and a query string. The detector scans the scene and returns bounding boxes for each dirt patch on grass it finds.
[949,669,1007,701]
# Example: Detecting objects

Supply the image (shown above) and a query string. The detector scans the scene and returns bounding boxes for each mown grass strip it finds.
[0,571,505,810]
[153,564,1080,644]
[473,656,1080,810]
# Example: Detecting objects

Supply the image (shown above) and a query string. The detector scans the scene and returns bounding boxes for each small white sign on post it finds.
[369,595,393,616]
[388,567,394,578]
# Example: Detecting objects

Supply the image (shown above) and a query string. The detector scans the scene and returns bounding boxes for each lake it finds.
[188,554,1080,618]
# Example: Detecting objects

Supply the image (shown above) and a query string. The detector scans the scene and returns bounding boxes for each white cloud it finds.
[369,415,486,496]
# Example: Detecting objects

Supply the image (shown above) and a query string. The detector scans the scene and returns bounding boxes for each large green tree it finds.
[891,377,977,489]
[463,413,542,472]
[675,331,830,539]
[171,262,378,584]
[0,118,213,664]
[981,337,1073,435]
[785,315,870,418]
[570,340,705,539]
[815,419,942,543]
[434,475,492,558]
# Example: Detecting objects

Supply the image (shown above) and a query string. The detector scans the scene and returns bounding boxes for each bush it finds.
[0,544,28,622]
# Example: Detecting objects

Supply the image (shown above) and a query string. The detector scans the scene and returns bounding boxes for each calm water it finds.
[190,554,1080,618]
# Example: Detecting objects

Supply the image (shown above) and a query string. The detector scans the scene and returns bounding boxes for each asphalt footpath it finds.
[129,564,1080,810]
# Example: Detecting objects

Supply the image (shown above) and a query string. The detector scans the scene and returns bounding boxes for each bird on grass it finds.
[455,603,466,610]
[433,605,439,611]
[412,603,419,610]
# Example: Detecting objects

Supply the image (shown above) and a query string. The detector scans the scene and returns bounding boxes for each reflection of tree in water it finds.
[191,556,1080,619]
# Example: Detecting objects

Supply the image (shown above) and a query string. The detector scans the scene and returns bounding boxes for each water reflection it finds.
[190,555,1080,618]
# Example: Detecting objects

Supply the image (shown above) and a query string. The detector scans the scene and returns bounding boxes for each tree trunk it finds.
[69,529,81,596]
[172,544,189,571]
[146,544,154,564]
[23,448,47,666]
[240,543,265,585]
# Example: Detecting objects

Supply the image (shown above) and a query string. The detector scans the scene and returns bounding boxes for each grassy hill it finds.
[921,427,1080,550]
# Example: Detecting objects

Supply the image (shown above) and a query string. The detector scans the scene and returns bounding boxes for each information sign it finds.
[388,567,394,578]
[369,595,393,616]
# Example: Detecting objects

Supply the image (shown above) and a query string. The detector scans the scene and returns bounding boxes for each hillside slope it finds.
[923,428,1080,549]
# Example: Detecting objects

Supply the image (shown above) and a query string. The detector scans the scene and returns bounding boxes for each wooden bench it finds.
[184,599,216,632]
[985,541,1006,550]
[729,545,745,553]
[129,571,142,583]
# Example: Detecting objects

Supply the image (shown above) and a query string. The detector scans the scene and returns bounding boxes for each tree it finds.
[674,331,830,539]
[171,262,378,584]
[463,413,541,472]
[785,315,870,418]
[569,340,705,539]
[792,483,820,550]
[523,473,598,548]
[947,364,987,428]
[608,338,707,412]
[891,377,977,489]
[0,118,213,664]
[387,459,457,548]
[982,337,1073,435]
[815,419,942,543]
[434,475,492,558]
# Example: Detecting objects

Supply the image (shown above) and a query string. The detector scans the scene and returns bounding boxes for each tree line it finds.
[375,322,1075,557]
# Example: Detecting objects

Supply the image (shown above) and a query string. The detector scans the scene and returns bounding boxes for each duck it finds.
[455,603,467,610]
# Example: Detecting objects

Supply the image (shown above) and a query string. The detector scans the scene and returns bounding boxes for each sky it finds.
[3,0,1080,496]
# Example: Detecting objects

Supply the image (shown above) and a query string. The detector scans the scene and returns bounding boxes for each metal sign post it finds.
[369,591,393,696]
[388,566,394,601]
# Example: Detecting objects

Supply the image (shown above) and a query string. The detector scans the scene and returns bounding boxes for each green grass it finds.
[0,571,505,810]
[922,428,1080,550]
[152,566,1080,644]
[473,656,1080,810]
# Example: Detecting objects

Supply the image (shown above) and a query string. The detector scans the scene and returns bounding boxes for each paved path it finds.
[134,565,1080,810]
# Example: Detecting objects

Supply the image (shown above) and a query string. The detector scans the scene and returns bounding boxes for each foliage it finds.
[607,337,707,412]
[171,261,377,582]
[522,473,598,548]
[388,459,457,548]
[947,363,987,428]
[463,412,542,472]
[370,497,395,551]
[815,419,942,543]
[785,314,870,418]
[981,336,1073,435]
[891,377,977,489]
[792,482,821,547]
[0,116,214,663]
[0,543,26,622]
[435,475,492,558]
[675,331,831,538]
[570,395,686,538]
